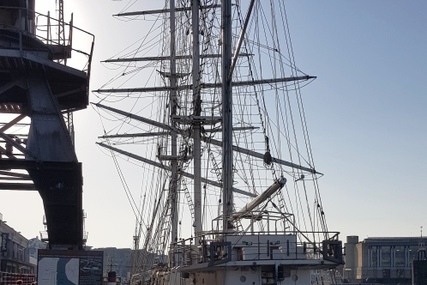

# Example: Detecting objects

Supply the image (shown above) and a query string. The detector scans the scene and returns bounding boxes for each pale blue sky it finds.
[0,1,426,248]
[287,1,427,239]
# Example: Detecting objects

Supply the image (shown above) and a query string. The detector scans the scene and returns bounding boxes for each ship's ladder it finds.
[207,146,222,183]
[182,178,195,225]
[158,190,173,254]
[275,190,292,231]
[140,185,173,273]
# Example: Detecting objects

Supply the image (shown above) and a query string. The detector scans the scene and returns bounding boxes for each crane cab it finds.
[0,0,35,33]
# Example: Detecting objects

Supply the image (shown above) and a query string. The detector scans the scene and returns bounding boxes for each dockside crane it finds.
[0,0,94,250]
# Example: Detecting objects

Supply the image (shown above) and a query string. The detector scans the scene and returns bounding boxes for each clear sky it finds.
[0,1,426,249]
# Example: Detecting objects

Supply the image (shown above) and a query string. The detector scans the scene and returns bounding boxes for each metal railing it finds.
[169,229,342,267]
[0,6,94,75]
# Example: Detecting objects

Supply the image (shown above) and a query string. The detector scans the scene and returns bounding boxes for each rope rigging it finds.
[93,3,339,278]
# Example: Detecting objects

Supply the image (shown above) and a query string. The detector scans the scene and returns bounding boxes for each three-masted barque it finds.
[94,1,344,284]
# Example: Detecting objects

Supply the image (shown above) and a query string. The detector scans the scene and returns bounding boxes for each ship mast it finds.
[192,0,203,241]
[222,0,233,232]
[169,0,179,248]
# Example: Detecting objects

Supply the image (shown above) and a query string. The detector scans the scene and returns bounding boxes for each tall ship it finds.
[94,1,344,284]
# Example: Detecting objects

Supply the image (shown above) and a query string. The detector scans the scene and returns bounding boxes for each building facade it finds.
[344,235,427,284]
[95,247,133,283]
[0,214,37,285]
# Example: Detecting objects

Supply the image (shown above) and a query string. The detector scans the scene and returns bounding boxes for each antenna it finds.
[56,0,65,46]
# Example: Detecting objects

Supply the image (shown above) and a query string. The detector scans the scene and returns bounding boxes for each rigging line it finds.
[94,72,127,98]
[283,183,298,235]
[286,91,316,234]
[280,1,325,237]
[279,0,310,166]
[266,0,315,235]
[288,75,329,233]
[114,37,166,67]
[117,11,165,78]
[133,191,147,253]
[313,174,328,233]
[95,61,159,103]
[99,124,146,229]
[300,174,315,233]
[138,178,168,272]
[93,104,138,143]
[108,21,162,60]
[99,60,128,72]
[228,0,255,80]
[140,158,163,245]
[281,5,315,171]
[94,106,136,140]
[267,0,282,181]
[147,190,169,256]
[198,0,218,102]
[261,61,311,177]
[118,77,165,136]
[254,3,282,181]
[266,109,316,173]
[291,179,308,239]
[235,1,271,189]
[240,35,308,76]
[202,143,213,227]
[237,202,270,238]
[250,3,306,76]
[112,149,139,215]
[269,199,318,245]
[267,33,300,178]
[118,0,139,15]
[205,143,223,222]
[277,186,291,219]
[236,1,265,192]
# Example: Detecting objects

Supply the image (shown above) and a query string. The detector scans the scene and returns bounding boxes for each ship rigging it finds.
[94,1,343,284]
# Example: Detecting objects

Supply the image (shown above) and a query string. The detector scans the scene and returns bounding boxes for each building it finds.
[91,247,169,284]
[95,247,133,284]
[344,235,427,284]
[27,236,47,265]
[0,214,36,284]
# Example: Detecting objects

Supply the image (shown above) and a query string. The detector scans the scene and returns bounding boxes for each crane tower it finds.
[0,0,94,250]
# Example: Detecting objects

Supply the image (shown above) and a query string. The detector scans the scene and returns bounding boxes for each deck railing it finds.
[168,230,342,267]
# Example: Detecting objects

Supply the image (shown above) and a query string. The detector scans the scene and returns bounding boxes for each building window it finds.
[381,246,391,267]
[371,246,378,267]
[13,242,18,259]
[408,247,417,265]
[395,246,405,267]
